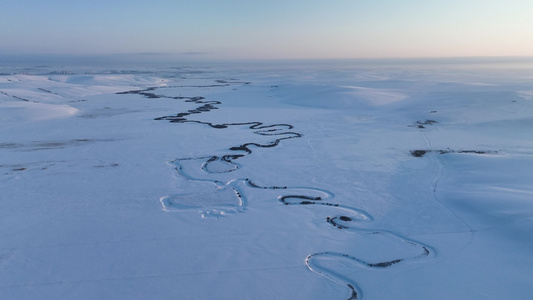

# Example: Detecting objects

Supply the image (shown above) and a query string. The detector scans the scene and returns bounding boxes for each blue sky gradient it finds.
[1,0,532,59]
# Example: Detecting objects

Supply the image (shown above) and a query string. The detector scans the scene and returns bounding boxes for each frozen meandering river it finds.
[1,59,532,299]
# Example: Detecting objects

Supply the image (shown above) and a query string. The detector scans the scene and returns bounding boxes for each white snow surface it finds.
[1,61,533,299]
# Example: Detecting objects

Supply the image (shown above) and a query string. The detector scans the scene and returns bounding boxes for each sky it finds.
[1,0,533,60]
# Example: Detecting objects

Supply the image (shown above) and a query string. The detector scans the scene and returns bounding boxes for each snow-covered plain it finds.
[1,59,533,299]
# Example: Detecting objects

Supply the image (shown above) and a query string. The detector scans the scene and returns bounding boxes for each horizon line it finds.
[2,53,533,60]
